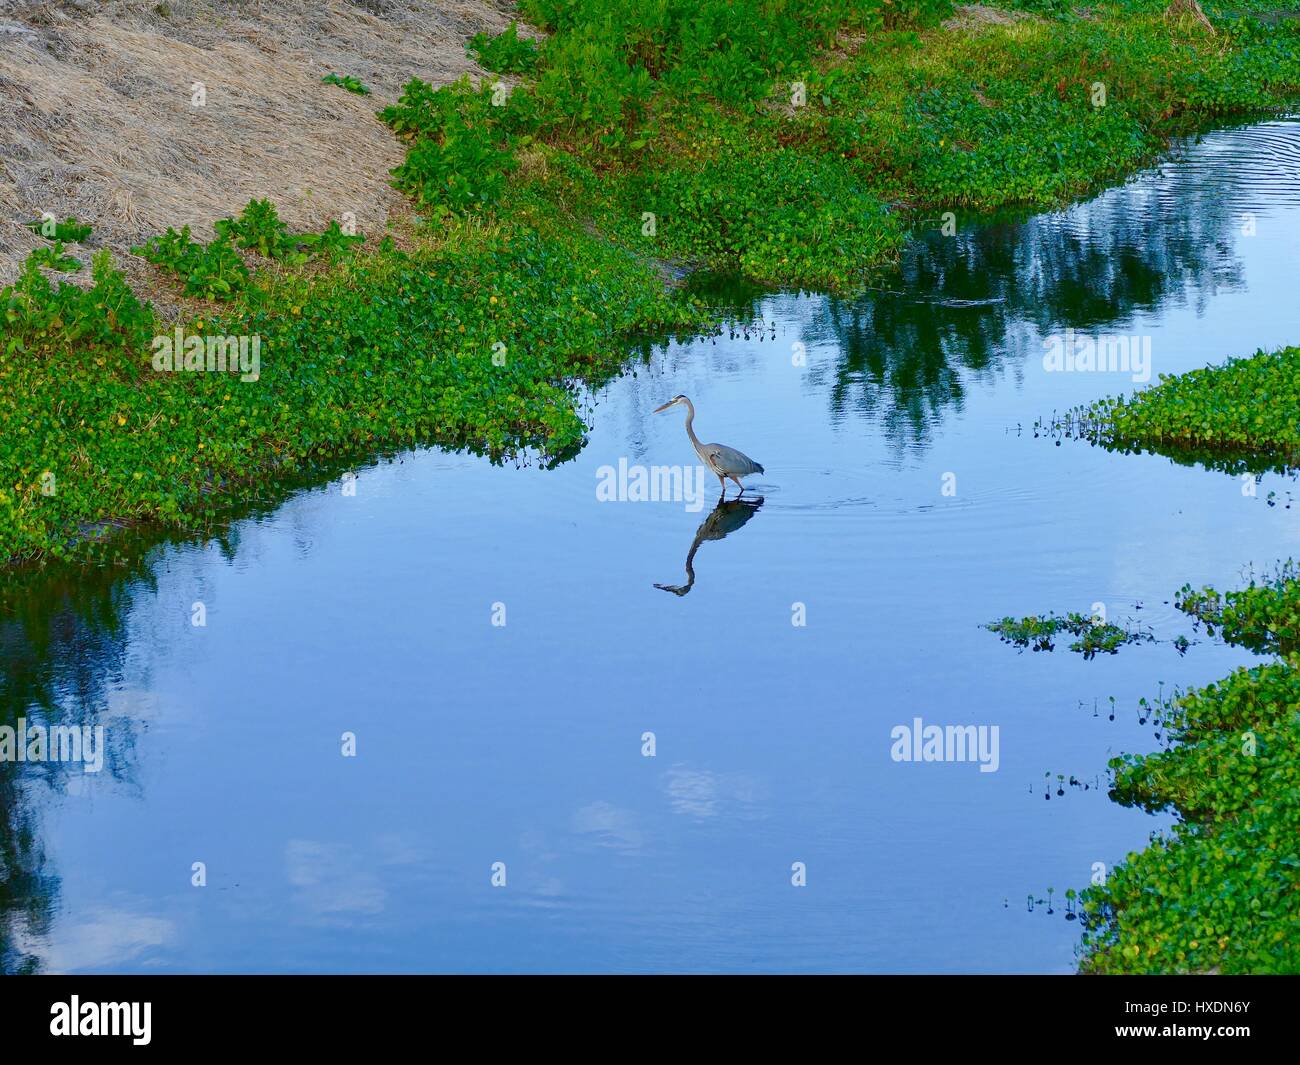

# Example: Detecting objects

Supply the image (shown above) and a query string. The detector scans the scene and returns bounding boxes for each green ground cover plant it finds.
[322,72,370,95]
[24,216,93,243]
[468,20,540,74]
[213,200,366,263]
[214,198,298,259]
[132,226,250,301]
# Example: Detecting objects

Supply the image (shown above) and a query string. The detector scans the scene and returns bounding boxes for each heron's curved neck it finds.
[681,398,703,451]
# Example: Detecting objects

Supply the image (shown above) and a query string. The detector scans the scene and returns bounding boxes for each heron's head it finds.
[653,394,688,414]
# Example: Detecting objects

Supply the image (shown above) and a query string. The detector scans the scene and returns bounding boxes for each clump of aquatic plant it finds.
[986,611,1154,658]
[1175,563,1300,660]
[1062,346,1300,472]
[1081,654,1300,973]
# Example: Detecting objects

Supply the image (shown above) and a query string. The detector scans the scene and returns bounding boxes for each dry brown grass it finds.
[0,0,520,283]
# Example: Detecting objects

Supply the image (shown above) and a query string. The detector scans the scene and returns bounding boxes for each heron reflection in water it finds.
[655,496,764,596]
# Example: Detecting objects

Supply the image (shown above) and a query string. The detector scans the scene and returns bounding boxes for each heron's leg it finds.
[731,476,745,496]
[717,473,727,497]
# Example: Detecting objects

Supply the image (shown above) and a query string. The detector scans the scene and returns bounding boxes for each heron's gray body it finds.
[656,394,763,496]
[696,440,764,479]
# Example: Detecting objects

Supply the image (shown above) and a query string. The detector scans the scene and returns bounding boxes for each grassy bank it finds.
[5,1,1300,567]
[0,200,700,565]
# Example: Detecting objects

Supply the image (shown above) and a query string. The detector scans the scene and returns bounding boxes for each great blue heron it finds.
[653,394,764,496]
[655,497,764,596]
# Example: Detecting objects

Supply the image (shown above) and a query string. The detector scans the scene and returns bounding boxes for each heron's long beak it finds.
[653,400,674,414]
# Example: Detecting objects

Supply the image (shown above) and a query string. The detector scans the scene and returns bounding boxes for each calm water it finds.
[3,121,1299,974]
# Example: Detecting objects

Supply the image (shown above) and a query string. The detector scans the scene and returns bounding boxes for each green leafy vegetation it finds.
[321,72,370,95]
[1079,587,1300,972]
[214,198,297,259]
[633,141,905,288]
[214,199,366,262]
[1176,564,1300,658]
[1062,345,1300,472]
[380,2,1300,286]
[2,248,153,370]
[994,564,1300,972]
[25,242,82,275]
[296,220,366,261]
[468,21,540,74]
[379,77,536,216]
[132,226,250,301]
[983,0,1072,15]
[133,203,369,300]
[25,216,93,243]
[986,611,1155,658]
